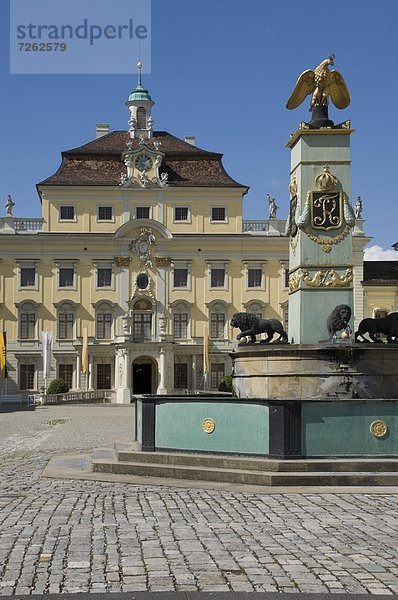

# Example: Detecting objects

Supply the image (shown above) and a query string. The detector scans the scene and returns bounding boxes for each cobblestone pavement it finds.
[1,405,398,596]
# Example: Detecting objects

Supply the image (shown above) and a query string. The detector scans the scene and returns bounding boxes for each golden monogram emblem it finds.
[202,418,215,434]
[310,192,343,231]
[370,420,388,438]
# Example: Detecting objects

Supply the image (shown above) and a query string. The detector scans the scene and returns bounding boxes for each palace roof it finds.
[363,261,398,286]
[38,131,247,189]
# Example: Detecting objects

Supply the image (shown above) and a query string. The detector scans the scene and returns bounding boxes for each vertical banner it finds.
[41,331,53,379]
[203,324,209,386]
[0,331,7,378]
[82,326,88,374]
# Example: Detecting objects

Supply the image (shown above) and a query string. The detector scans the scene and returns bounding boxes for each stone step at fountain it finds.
[92,450,398,487]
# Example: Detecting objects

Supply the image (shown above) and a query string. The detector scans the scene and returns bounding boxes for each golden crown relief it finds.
[315,165,338,191]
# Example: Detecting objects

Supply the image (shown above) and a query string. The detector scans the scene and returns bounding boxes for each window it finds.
[19,302,36,339]
[246,302,263,321]
[97,206,113,221]
[136,206,150,219]
[174,207,189,221]
[133,314,152,342]
[59,364,73,389]
[284,267,290,289]
[59,268,74,288]
[210,363,225,389]
[283,305,289,332]
[136,107,147,129]
[20,364,35,390]
[136,273,149,290]
[211,207,226,222]
[174,363,188,389]
[57,303,75,340]
[173,312,188,338]
[132,299,153,342]
[20,312,36,339]
[97,363,111,389]
[97,268,112,288]
[248,268,262,288]
[20,267,36,287]
[59,205,75,221]
[173,268,188,288]
[211,268,225,288]
[375,310,388,319]
[210,311,226,339]
[96,309,113,339]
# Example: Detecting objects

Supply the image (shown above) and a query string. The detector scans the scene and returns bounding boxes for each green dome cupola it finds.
[126,61,155,139]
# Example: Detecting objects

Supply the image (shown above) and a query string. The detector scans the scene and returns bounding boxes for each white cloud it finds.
[364,245,398,261]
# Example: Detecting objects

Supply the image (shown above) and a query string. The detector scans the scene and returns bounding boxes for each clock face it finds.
[135,154,153,172]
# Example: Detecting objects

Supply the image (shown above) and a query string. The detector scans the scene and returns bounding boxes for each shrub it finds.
[218,375,233,393]
[47,378,69,395]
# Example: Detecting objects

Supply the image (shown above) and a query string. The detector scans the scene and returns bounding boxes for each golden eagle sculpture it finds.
[286,54,350,111]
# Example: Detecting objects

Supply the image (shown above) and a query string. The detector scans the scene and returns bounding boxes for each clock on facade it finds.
[135,154,153,172]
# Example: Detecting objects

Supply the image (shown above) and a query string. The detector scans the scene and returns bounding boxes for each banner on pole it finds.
[41,331,53,379]
[0,331,7,378]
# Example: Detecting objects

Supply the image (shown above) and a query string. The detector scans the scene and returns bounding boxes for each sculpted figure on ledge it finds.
[231,312,288,344]
[355,313,398,343]
[326,304,352,338]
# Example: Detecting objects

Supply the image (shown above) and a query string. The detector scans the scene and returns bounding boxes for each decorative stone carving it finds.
[114,256,131,267]
[158,315,167,335]
[120,143,168,188]
[354,196,363,219]
[5,195,15,216]
[131,228,156,267]
[289,267,352,292]
[154,256,172,267]
[121,314,131,334]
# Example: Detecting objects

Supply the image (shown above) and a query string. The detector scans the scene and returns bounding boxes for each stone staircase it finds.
[92,447,398,487]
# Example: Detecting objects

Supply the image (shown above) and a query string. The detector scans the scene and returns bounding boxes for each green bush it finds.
[47,378,69,395]
[218,375,233,393]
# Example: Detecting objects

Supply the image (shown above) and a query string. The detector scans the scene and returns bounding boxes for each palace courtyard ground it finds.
[1,404,398,596]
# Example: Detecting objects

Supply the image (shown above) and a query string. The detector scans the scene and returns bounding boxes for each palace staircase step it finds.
[92,449,398,487]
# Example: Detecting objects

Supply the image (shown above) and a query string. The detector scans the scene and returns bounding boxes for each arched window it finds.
[58,302,75,340]
[136,107,147,129]
[132,298,153,342]
[245,301,264,320]
[96,303,113,340]
[19,302,36,340]
[209,302,227,339]
[173,302,190,339]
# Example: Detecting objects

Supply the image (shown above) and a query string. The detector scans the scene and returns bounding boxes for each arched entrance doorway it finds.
[132,357,157,394]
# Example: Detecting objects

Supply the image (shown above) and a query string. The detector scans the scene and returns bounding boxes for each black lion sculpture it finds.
[230,312,288,344]
[355,312,398,343]
[326,304,352,338]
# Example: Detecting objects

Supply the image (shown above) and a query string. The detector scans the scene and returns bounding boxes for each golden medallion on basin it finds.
[202,418,215,434]
[370,420,388,438]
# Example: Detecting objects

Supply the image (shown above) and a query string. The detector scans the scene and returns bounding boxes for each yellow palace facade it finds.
[0,70,371,402]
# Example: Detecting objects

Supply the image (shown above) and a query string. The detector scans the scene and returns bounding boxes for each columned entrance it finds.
[132,357,157,394]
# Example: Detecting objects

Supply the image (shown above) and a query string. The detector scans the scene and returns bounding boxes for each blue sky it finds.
[1,0,398,254]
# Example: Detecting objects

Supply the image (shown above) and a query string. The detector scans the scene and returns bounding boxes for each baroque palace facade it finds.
[0,69,376,402]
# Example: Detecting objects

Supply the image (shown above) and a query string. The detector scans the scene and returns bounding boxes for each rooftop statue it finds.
[286,54,350,112]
